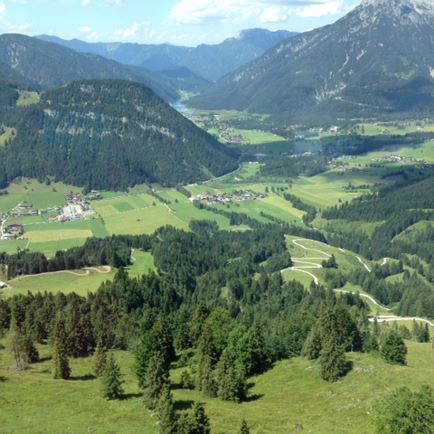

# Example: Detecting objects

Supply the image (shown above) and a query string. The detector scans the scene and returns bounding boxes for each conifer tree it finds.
[8,316,26,370]
[320,332,348,382]
[101,353,124,400]
[303,325,322,360]
[22,333,39,364]
[239,419,250,434]
[381,330,407,365]
[94,342,108,377]
[216,350,246,403]
[197,354,217,397]
[144,351,169,410]
[180,370,195,390]
[52,319,71,380]
[157,385,177,434]
[183,403,211,434]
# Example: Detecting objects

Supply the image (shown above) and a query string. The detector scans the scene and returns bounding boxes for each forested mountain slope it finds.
[192,0,434,122]
[0,80,238,190]
[0,34,178,101]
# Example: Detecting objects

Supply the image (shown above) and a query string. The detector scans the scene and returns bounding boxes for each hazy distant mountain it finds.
[192,0,434,123]
[0,34,178,101]
[159,67,211,93]
[0,80,238,190]
[37,29,297,82]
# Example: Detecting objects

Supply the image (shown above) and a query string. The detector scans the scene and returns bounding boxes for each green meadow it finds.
[3,267,116,297]
[1,339,433,434]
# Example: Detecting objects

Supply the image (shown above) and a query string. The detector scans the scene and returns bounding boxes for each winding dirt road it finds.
[6,266,112,289]
[283,238,433,326]
[282,238,331,286]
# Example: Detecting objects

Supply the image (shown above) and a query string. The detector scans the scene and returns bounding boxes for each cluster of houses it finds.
[373,155,423,164]
[51,192,99,223]
[190,190,266,205]
[186,113,251,146]
[11,202,38,217]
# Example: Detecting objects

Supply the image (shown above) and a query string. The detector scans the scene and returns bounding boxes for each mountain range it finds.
[37,29,297,83]
[0,34,178,101]
[192,0,434,123]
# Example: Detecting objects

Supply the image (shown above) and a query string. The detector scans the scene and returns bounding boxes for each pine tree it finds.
[197,354,217,397]
[8,316,26,370]
[22,334,39,364]
[182,403,210,434]
[180,370,195,390]
[319,332,348,382]
[51,318,71,379]
[303,325,322,360]
[243,323,269,375]
[101,353,124,400]
[94,342,108,377]
[216,350,246,403]
[157,385,177,434]
[144,351,169,410]
[381,330,407,365]
[239,419,250,434]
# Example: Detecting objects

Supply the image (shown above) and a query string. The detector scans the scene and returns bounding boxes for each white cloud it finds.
[78,25,93,33]
[0,2,6,16]
[5,22,32,32]
[115,22,140,38]
[260,5,289,23]
[81,0,92,6]
[169,0,347,24]
[169,0,250,24]
[105,0,124,6]
[296,0,345,17]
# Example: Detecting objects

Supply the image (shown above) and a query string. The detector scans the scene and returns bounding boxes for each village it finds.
[189,190,266,205]
[0,190,101,241]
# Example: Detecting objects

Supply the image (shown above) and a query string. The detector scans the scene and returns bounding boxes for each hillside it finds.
[37,29,297,82]
[0,34,178,101]
[192,0,434,123]
[0,80,238,190]
[159,66,211,92]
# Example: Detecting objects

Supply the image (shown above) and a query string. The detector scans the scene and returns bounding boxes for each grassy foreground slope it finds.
[1,340,433,434]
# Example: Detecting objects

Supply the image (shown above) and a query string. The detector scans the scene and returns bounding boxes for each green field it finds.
[1,339,433,434]
[127,251,156,277]
[16,90,40,107]
[2,267,116,297]
[0,126,16,147]
[341,140,434,167]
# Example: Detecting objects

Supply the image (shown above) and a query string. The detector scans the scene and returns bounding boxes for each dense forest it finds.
[0,80,238,190]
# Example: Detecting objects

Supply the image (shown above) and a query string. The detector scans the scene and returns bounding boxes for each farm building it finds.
[0,281,7,289]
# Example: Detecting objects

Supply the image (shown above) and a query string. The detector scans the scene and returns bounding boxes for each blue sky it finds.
[0,0,359,46]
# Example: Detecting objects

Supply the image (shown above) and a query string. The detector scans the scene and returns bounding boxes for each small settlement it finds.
[190,190,266,205]
[0,191,101,240]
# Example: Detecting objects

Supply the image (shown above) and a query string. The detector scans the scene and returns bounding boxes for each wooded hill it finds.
[0,34,178,102]
[0,80,238,190]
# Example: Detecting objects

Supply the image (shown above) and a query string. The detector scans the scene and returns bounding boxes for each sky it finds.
[0,0,360,46]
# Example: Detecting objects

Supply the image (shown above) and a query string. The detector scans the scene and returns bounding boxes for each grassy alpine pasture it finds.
[127,251,156,277]
[0,126,16,147]
[2,267,116,297]
[341,139,434,167]
[1,340,434,434]
[16,90,40,107]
